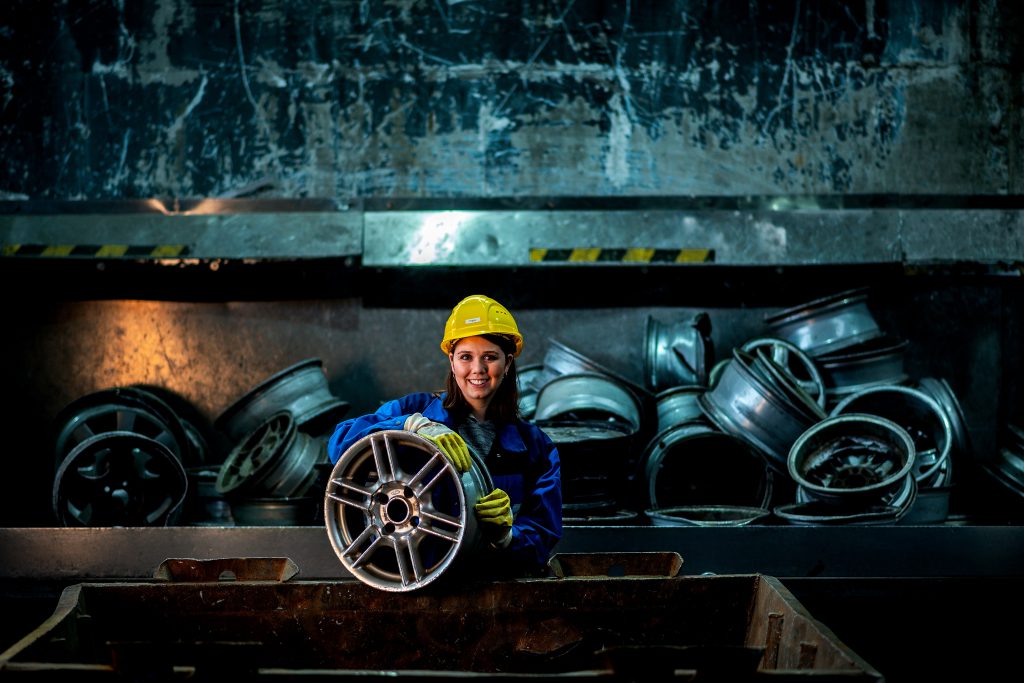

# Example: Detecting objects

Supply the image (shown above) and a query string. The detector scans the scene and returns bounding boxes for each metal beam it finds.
[1,525,1022,581]
[3,200,1024,266]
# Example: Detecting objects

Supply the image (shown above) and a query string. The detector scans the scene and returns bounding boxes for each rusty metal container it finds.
[0,556,881,680]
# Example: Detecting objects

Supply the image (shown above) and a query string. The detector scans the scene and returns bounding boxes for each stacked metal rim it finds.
[639,384,773,527]
[641,422,773,513]
[654,385,705,433]
[698,347,825,474]
[643,312,714,391]
[763,287,884,358]
[916,376,973,461]
[215,411,325,525]
[816,337,911,409]
[831,385,954,487]
[534,372,643,434]
[532,338,652,409]
[214,358,348,525]
[829,383,957,524]
[51,386,194,527]
[738,337,827,410]
[516,362,544,419]
[979,422,1024,503]
[215,358,351,442]
[777,413,918,525]
[531,362,645,524]
[646,505,772,527]
[536,419,637,525]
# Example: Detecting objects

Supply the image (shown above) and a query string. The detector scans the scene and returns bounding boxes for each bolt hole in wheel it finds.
[324,430,493,592]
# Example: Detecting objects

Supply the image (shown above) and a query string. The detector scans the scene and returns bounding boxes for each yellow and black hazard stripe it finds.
[529,247,714,263]
[1,244,191,258]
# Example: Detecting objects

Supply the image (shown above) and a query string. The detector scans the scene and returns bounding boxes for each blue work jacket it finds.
[326,392,562,573]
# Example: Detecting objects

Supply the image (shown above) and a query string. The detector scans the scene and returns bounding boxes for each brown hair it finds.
[442,334,521,422]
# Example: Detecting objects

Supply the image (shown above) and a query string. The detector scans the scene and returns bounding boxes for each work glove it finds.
[475,488,514,547]
[403,413,472,473]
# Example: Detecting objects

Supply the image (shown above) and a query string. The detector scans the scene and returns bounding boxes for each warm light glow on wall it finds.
[90,300,193,390]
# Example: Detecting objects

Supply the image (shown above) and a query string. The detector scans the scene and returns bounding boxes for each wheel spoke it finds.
[418,509,463,542]
[75,450,110,481]
[371,434,399,482]
[393,537,426,586]
[68,465,111,502]
[405,538,426,584]
[327,477,374,508]
[116,410,137,432]
[144,495,174,524]
[152,430,179,453]
[70,422,97,446]
[407,452,448,490]
[770,346,791,368]
[136,451,162,480]
[344,524,382,566]
[67,500,93,525]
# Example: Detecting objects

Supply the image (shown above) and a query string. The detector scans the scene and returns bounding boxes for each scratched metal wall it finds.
[1,0,1021,198]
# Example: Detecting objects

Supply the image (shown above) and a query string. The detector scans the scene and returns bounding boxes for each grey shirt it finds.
[458,414,498,462]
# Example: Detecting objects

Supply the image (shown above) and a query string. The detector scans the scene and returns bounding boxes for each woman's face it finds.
[450,336,512,415]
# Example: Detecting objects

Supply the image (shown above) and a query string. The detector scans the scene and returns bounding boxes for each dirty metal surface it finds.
[0,572,881,680]
[547,551,684,578]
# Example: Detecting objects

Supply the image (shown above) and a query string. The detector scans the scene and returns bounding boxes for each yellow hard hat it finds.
[441,294,523,356]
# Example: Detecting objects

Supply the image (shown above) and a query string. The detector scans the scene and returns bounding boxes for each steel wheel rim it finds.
[773,500,903,525]
[831,385,953,483]
[53,431,188,527]
[817,338,910,396]
[542,338,652,403]
[216,412,297,496]
[644,313,712,390]
[534,372,642,433]
[53,387,191,467]
[654,385,706,433]
[740,336,827,410]
[697,350,818,471]
[642,422,773,510]
[324,430,493,592]
[215,358,351,443]
[764,287,883,357]
[645,505,771,527]
[788,413,917,502]
[916,376,972,459]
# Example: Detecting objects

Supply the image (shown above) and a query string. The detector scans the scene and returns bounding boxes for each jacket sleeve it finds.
[505,427,562,571]
[326,393,434,464]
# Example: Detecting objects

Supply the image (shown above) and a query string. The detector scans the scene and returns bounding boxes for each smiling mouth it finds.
[467,379,489,386]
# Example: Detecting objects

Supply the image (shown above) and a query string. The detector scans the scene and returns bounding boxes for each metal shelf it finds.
[2,524,1023,581]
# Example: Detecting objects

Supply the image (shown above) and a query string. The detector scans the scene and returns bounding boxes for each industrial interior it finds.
[2,2,1023,681]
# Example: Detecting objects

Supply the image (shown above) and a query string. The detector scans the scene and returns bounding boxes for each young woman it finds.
[327,294,562,576]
